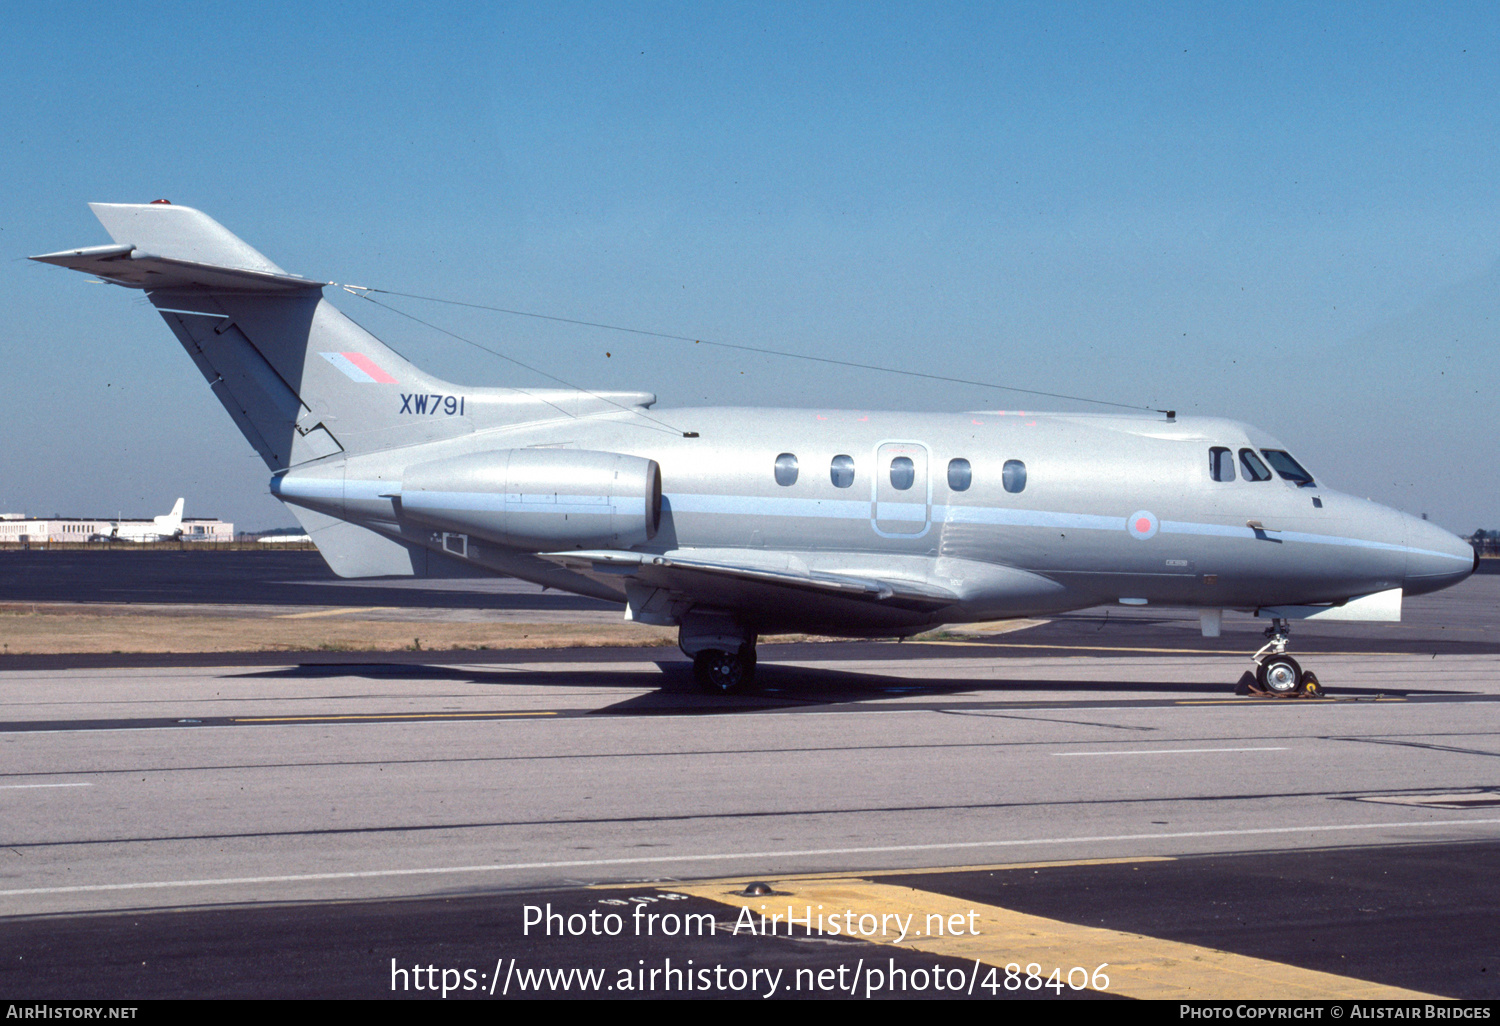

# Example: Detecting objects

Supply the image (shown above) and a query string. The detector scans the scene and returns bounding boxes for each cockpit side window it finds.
[1260,449,1316,487]
[1209,447,1236,482]
[1239,448,1272,482]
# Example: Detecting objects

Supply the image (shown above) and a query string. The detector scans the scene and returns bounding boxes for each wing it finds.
[537,548,962,632]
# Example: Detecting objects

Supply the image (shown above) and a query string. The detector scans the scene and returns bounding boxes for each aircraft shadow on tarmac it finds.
[229,659,1469,715]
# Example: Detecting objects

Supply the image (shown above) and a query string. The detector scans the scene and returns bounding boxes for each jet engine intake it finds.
[401,448,662,551]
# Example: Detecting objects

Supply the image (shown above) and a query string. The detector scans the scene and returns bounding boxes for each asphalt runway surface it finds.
[0,549,613,611]
[1,552,1497,1001]
[0,550,1496,668]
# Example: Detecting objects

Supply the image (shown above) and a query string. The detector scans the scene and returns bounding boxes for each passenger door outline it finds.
[871,440,931,538]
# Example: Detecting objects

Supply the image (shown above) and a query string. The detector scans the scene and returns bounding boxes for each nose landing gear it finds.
[1239,618,1324,697]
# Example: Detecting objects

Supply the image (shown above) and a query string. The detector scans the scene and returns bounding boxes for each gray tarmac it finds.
[0,554,1497,999]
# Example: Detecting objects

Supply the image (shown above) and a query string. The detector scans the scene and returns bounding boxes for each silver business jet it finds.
[34,203,1477,693]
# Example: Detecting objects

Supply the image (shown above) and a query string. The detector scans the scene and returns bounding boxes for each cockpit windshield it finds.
[1260,449,1316,487]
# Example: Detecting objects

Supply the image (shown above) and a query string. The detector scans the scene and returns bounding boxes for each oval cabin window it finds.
[889,456,915,491]
[774,452,799,486]
[947,458,972,491]
[830,454,855,488]
[1002,459,1026,493]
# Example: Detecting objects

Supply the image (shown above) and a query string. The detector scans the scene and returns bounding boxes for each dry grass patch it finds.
[0,608,676,654]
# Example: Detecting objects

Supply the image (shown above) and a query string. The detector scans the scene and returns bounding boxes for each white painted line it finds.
[0,782,92,790]
[4,817,1499,899]
[1053,747,1289,757]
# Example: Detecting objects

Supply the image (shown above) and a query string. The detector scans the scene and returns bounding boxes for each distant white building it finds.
[0,517,110,543]
[0,515,233,543]
[181,519,235,542]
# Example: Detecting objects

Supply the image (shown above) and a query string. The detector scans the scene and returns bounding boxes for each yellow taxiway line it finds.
[671,870,1441,1000]
[911,639,1241,654]
[274,606,397,619]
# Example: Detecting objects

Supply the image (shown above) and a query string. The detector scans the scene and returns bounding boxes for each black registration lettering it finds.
[399,394,467,416]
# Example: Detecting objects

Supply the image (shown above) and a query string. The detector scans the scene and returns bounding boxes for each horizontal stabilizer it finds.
[30,244,326,292]
[32,202,325,292]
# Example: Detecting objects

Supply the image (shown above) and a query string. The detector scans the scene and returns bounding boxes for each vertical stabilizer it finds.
[76,203,463,470]
[154,498,185,534]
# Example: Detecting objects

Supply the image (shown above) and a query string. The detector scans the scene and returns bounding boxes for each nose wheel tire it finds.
[1257,655,1303,694]
[693,649,756,694]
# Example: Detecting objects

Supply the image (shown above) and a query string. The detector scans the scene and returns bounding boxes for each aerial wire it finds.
[347,289,695,437]
[338,284,1161,415]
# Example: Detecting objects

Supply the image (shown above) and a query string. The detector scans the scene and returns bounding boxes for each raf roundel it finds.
[1127,510,1159,541]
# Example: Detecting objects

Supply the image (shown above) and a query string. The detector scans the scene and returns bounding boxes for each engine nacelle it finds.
[401,449,662,551]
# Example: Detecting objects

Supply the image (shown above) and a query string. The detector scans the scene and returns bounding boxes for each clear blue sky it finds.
[3,2,1496,531]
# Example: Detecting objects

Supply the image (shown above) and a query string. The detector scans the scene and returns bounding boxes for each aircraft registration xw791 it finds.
[34,203,1478,692]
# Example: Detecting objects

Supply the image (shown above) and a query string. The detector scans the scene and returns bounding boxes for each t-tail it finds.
[31,202,657,474]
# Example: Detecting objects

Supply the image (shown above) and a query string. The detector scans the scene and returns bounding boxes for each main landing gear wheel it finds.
[693,648,756,694]
[1256,654,1302,694]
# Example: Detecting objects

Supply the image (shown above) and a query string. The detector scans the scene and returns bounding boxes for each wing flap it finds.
[538,549,959,609]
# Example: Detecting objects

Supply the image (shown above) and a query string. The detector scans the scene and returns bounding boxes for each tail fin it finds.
[33,202,465,471]
[35,202,663,579]
[154,498,185,533]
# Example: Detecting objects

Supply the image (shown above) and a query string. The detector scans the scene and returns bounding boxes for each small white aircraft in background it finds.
[93,497,185,543]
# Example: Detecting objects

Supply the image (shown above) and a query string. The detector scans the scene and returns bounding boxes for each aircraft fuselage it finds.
[276,405,1474,636]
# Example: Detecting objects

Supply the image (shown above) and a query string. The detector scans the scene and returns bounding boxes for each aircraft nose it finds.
[1401,514,1478,596]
